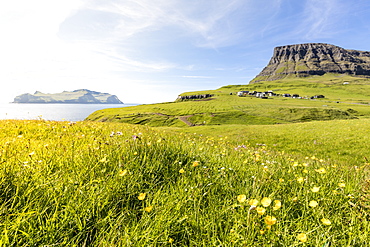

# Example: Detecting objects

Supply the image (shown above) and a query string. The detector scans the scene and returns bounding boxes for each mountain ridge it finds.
[13,89,123,104]
[251,43,370,83]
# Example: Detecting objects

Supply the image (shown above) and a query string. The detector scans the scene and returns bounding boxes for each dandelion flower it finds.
[297,233,308,242]
[338,183,345,188]
[311,187,320,193]
[261,197,272,207]
[249,199,259,207]
[297,177,305,183]
[273,200,282,210]
[144,206,153,213]
[264,215,277,225]
[256,207,266,215]
[192,161,200,167]
[138,193,146,200]
[237,194,247,203]
[315,167,326,174]
[321,218,331,226]
[119,169,128,176]
[309,200,318,208]
[179,168,185,174]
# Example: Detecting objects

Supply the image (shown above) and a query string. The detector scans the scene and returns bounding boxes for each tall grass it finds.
[0,119,369,246]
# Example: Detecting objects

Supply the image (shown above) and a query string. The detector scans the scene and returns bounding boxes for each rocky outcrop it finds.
[251,43,370,83]
[13,89,123,104]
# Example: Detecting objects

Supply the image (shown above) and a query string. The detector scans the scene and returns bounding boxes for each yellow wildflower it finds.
[256,207,266,215]
[119,169,128,176]
[249,199,259,207]
[321,218,331,226]
[259,230,265,235]
[179,168,185,174]
[99,156,108,163]
[279,178,285,182]
[309,200,318,208]
[273,200,282,210]
[315,167,326,174]
[297,233,308,242]
[237,194,247,203]
[138,193,146,200]
[261,197,272,207]
[292,197,298,202]
[338,183,345,188]
[297,177,305,183]
[144,206,153,212]
[192,161,200,167]
[264,215,277,225]
[311,187,320,193]
[168,238,174,243]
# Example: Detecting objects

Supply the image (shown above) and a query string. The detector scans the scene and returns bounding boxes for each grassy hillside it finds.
[0,120,369,245]
[86,74,370,127]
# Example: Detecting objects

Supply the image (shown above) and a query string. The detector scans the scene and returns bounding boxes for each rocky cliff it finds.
[13,89,123,104]
[251,43,370,83]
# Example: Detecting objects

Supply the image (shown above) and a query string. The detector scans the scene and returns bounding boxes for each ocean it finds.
[0,103,138,121]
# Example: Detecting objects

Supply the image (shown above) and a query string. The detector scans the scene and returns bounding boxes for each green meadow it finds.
[1,119,369,246]
[87,74,370,127]
[1,74,370,246]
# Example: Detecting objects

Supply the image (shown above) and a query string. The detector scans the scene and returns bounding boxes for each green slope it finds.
[86,74,370,127]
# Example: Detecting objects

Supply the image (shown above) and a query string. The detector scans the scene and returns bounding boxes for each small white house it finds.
[237,91,249,97]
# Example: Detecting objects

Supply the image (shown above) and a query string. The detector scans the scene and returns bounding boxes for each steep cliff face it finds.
[13,89,123,104]
[251,43,370,83]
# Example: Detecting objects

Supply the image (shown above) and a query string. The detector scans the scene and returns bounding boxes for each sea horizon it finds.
[0,103,139,122]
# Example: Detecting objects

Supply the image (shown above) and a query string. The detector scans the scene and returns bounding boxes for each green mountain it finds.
[13,89,123,104]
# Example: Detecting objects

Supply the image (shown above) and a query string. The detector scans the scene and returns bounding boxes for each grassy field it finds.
[0,119,369,246]
[3,74,370,245]
[169,118,370,166]
[86,74,370,127]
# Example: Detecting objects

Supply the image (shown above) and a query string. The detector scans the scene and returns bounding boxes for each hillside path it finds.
[178,115,194,126]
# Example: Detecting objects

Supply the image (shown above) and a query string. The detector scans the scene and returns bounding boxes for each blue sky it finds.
[1,0,370,104]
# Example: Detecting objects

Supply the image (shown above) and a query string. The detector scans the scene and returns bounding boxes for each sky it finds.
[1,0,370,104]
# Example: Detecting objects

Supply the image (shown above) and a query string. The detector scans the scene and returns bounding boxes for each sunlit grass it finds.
[0,119,369,246]
[175,118,370,165]
[86,74,370,127]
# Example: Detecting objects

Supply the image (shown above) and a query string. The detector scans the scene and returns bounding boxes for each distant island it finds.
[13,89,123,104]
